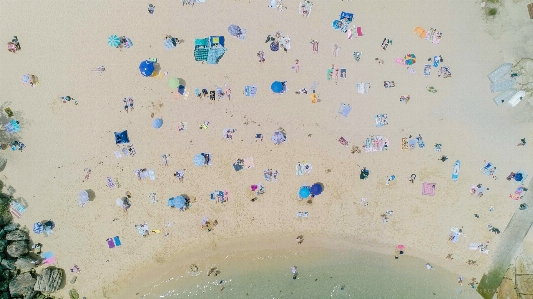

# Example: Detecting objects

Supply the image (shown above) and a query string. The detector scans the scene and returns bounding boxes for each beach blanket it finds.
[244,157,254,169]
[4,120,20,134]
[423,64,431,77]
[425,28,442,44]
[338,103,352,117]
[194,46,209,61]
[9,201,26,219]
[399,95,410,103]
[422,182,436,196]
[452,160,460,181]
[401,138,409,150]
[106,177,115,188]
[438,66,451,78]
[264,169,278,182]
[299,1,312,17]
[245,85,257,97]
[207,47,227,64]
[338,136,349,146]
[480,162,497,176]
[296,163,305,176]
[363,136,389,152]
[357,82,370,94]
[375,114,388,127]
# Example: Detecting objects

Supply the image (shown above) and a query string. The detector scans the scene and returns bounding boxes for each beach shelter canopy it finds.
[164,38,177,50]
[228,24,242,37]
[153,118,163,129]
[271,130,286,145]
[108,35,120,47]
[271,81,283,93]
[193,154,205,166]
[299,186,311,199]
[310,183,323,196]
[139,60,154,77]
[114,130,130,144]
[78,190,89,204]
[168,196,186,209]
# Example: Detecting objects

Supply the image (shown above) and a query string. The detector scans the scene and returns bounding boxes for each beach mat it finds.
[422,182,436,196]
[113,236,122,246]
[107,238,115,248]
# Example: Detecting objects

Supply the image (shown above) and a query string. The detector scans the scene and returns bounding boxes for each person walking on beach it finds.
[291,266,298,279]
[293,59,300,73]
[517,138,526,146]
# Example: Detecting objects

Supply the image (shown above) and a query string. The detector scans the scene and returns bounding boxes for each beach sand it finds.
[0,0,532,298]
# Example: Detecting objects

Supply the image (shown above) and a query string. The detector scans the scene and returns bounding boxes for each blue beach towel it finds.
[207,47,227,64]
[338,103,351,117]
[113,236,122,246]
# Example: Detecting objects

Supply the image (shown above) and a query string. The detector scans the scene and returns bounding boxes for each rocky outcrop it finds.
[6,230,28,241]
[6,240,28,258]
[14,257,36,273]
[9,272,37,298]
[34,267,62,293]
[0,259,15,270]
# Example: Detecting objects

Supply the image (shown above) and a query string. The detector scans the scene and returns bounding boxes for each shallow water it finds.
[121,248,482,299]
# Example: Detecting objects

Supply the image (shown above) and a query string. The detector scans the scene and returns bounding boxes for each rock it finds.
[34,267,62,293]
[6,241,27,258]
[9,273,37,298]
[0,239,7,252]
[2,223,19,232]
[69,289,79,299]
[1,259,15,270]
[6,230,28,241]
[15,257,36,273]
[0,281,7,291]
[0,292,10,299]
[0,229,6,240]
[0,271,10,282]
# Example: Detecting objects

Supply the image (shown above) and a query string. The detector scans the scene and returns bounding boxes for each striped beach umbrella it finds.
[108,35,121,47]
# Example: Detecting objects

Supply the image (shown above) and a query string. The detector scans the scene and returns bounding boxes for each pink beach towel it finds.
[422,182,436,196]
[347,29,353,39]
[357,27,363,37]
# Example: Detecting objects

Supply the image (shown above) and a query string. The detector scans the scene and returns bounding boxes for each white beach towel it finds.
[114,151,122,158]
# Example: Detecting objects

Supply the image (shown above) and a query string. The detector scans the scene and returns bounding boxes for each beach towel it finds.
[338,103,352,117]
[106,177,116,188]
[194,46,209,61]
[452,160,460,181]
[375,114,388,127]
[338,137,349,146]
[357,82,370,94]
[114,151,122,158]
[422,182,436,196]
[296,163,305,176]
[356,27,363,36]
[423,64,431,77]
[299,1,312,17]
[408,139,416,149]
[450,232,460,243]
[9,201,25,219]
[401,138,409,150]
[210,36,225,47]
[340,68,347,78]
[245,85,257,97]
[207,47,227,64]
[416,136,425,148]
[114,236,122,246]
[107,238,115,248]
[327,68,333,80]
[244,157,254,169]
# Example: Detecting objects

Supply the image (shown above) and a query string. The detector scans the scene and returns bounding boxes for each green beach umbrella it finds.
[108,35,120,47]
[168,77,183,89]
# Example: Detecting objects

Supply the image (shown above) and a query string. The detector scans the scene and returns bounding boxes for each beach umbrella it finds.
[168,78,183,89]
[78,190,89,205]
[228,24,241,36]
[108,35,121,47]
[152,118,163,129]
[299,186,311,199]
[404,54,416,65]
[270,42,279,52]
[164,38,177,50]
[33,222,43,234]
[193,154,205,166]
[169,196,186,209]
[515,173,523,182]
[139,60,154,77]
[21,74,30,84]
[271,81,283,93]
[310,183,323,196]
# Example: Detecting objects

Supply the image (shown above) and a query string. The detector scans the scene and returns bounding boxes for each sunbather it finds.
[148,4,155,14]
[517,138,526,146]
[123,98,129,113]
[257,50,265,63]
[128,97,134,111]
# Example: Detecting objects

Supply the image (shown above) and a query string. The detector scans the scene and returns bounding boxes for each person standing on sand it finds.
[293,59,300,73]
[292,266,298,279]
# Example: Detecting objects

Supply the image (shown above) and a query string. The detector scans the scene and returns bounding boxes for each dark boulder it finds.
[6,241,27,258]
[9,273,37,298]
[1,259,16,270]
[15,257,36,273]
[2,223,19,232]
[34,267,62,293]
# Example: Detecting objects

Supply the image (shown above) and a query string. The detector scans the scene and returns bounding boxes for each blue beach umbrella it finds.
[170,196,186,209]
[33,222,43,234]
[299,186,311,199]
[108,35,121,47]
[193,154,205,166]
[228,24,241,37]
[164,38,177,50]
[271,81,283,93]
[310,183,323,196]
[139,60,154,77]
[152,118,163,129]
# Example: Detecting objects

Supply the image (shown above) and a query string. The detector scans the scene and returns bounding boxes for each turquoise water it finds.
[123,248,482,299]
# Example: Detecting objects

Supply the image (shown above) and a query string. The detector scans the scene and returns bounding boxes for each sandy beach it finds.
[1,0,532,298]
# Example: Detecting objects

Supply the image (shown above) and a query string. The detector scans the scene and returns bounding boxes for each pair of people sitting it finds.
[7,36,20,53]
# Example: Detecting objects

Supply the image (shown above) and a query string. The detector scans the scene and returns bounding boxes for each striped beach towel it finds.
[9,201,25,218]
[194,46,209,61]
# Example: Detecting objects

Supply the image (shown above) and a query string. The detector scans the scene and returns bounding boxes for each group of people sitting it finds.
[123,97,134,112]
[7,36,20,53]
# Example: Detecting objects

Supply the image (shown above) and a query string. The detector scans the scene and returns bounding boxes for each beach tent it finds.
[310,183,323,196]
[152,118,163,129]
[193,154,206,166]
[139,60,154,77]
[114,130,130,144]
[168,196,186,209]
[299,186,311,199]
[271,81,284,93]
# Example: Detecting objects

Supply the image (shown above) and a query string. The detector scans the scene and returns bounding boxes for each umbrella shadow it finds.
[86,189,96,202]
[177,78,186,87]
[316,182,325,192]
